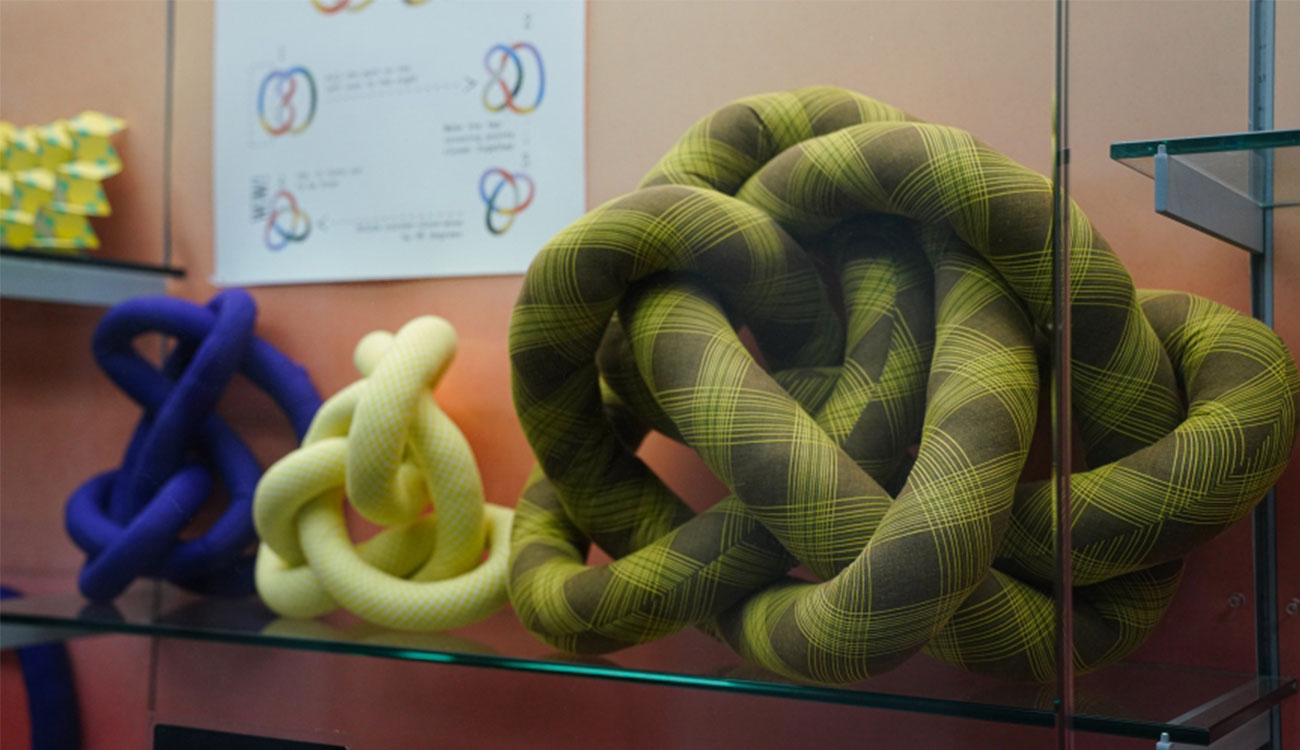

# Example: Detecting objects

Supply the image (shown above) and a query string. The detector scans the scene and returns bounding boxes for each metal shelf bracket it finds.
[1153,145,1264,254]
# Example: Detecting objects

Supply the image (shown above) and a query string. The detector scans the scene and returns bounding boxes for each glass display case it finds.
[1,2,1295,749]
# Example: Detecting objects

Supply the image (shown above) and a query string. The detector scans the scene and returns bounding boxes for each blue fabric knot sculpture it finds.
[65,289,321,601]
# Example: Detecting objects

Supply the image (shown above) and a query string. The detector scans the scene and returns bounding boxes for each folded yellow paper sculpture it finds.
[0,112,125,251]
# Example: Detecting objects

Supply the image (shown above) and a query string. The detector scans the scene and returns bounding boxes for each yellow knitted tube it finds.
[254,316,513,631]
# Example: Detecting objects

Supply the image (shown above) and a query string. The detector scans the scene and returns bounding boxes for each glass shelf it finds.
[1110,128,1300,208]
[1,585,1293,745]
[0,248,184,307]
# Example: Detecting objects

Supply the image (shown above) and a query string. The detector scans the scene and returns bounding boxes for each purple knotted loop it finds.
[65,289,321,601]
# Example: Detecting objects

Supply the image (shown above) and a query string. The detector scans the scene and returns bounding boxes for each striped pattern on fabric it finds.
[508,87,1299,684]
[255,316,513,632]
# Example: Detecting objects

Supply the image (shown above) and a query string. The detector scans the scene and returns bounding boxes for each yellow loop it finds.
[348,316,458,526]
[253,316,513,631]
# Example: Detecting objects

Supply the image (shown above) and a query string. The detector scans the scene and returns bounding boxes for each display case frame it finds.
[1,1,1296,749]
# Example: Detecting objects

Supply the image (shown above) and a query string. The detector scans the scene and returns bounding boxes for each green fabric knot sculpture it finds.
[507,87,1299,685]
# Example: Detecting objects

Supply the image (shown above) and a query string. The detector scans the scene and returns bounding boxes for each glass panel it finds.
[1111,129,1300,159]
[1071,668,1296,743]
[1110,130,1300,207]
[1067,2,1300,750]
[3,586,1295,745]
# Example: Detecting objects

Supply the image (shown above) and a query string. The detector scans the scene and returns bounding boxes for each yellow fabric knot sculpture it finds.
[506,87,1300,685]
[254,316,513,631]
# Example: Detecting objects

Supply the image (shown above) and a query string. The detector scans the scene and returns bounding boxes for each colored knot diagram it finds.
[264,189,311,251]
[311,0,372,13]
[482,42,545,114]
[311,0,427,11]
[258,66,317,136]
[478,168,534,235]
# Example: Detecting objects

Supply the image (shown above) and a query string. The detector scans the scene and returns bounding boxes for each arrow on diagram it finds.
[426,76,476,94]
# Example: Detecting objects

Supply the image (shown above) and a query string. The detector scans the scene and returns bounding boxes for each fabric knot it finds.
[65,289,322,601]
[506,87,1300,684]
[254,316,513,632]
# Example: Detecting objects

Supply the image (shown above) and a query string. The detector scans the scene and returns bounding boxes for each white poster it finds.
[213,0,585,285]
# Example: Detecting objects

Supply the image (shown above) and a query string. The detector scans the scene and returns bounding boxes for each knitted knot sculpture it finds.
[254,316,514,631]
[507,87,1300,684]
[65,289,321,601]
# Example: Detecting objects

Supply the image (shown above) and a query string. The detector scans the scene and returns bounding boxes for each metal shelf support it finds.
[1247,2,1281,749]
[1153,146,1265,253]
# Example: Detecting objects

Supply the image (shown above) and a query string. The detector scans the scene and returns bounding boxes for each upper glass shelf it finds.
[0,248,184,307]
[1,585,1293,745]
[1110,129,1300,208]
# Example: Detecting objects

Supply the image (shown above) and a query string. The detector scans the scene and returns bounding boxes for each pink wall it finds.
[2,1,1297,748]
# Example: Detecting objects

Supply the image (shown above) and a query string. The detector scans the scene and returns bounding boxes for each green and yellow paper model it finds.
[0,111,126,252]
